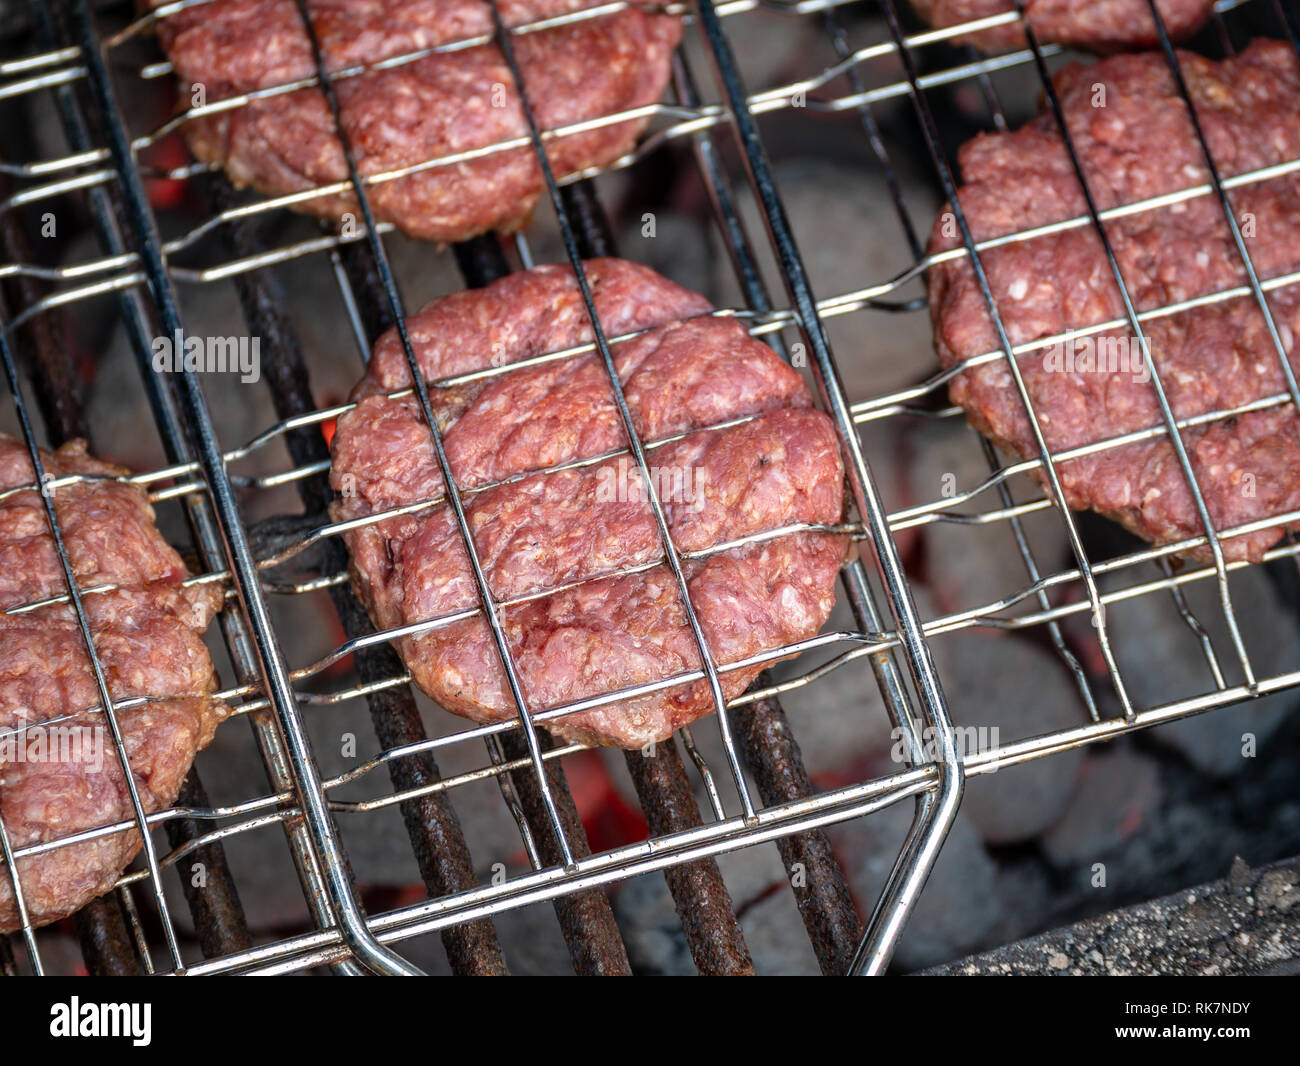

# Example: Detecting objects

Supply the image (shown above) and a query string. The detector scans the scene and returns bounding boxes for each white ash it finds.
[1097,562,1299,777]
[1041,746,1163,871]
[902,413,1069,619]
[931,630,1087,845]
[830,801,1002,971]
[726,156,939,403]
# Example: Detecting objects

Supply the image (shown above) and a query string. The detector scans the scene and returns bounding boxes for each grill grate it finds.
[0,0,1296,975]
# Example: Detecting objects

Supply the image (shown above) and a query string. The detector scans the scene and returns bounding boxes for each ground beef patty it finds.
[0,434,227,933]
[154,0,680,243]
[926,40,1300,563]
[911,0,1214,52]
[330,259,847,749]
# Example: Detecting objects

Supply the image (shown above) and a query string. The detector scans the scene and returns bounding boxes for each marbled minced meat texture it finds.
[153,0,680,242]
[926,40,1300,562]
[911,0,1214,52]
[330,258,848,748]
[0,434,227,933]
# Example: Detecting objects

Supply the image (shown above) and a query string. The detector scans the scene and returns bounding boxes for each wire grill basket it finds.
[0,0,1296,975]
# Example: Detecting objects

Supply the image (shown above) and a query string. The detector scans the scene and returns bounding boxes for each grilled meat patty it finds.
[153,0,680,242]
[926,40,1300,562]
[330,258,848,749]
[910,0,1215,52]
[0,434,227,933]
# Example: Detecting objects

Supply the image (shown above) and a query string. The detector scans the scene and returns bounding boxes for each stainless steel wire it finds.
[0,0,1296,976]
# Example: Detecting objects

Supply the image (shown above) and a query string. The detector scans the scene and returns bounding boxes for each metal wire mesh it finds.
[0,0,1296,975]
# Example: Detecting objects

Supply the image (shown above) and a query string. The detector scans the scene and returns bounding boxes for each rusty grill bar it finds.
[0,0,1296,975]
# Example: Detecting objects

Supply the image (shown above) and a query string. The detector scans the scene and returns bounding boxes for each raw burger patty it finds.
[0,434,227,932]
[926,40,1300,562]
[154,0,680,242]
[911,0,1214,52]
[330,259,848,749]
